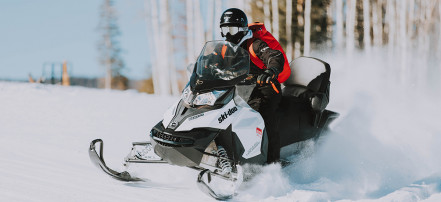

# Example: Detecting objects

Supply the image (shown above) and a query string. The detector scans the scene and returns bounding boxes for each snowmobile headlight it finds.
[181,86,227,106]
[182,86,194,105]
[192,90,227,106]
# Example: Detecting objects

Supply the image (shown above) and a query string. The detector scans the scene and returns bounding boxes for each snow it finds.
[1,53,440,201]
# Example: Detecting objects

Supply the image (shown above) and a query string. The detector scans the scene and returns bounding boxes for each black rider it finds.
[219,8,290,163]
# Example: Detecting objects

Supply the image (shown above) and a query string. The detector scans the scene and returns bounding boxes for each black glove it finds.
[257,68,278,85]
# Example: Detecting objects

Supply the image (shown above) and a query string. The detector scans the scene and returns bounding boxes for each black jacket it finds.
[241,38,285,77]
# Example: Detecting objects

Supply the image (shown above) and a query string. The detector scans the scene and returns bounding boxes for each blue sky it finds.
[0,0,151,80]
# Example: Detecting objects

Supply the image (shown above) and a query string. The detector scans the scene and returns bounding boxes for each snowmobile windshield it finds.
[195,41,250,81]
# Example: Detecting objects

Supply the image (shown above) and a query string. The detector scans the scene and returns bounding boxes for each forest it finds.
[99,0,441,95]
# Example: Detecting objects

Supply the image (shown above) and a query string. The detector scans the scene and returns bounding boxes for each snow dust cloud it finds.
[237,48,441,201]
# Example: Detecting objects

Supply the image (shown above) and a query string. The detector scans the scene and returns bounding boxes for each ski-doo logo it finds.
[218,107,238,123]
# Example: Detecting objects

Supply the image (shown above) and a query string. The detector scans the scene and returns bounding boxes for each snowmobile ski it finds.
[89,139,144,182]
[196,165,243,200]
[197,169,233,200]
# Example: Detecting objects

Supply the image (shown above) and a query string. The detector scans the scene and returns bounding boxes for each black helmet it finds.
[220,8,248,44]
[220,8,248,27]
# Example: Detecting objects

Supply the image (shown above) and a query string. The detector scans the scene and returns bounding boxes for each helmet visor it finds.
[221,26,247,36]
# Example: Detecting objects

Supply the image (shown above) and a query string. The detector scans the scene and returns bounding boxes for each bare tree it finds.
[363,0,371,52]
[346,0,356,55]
[186,0,194,65]
[439,0,441,56]
[399,0,407,83]
[146,0,160,94]
[214,0,222,40]
[439,0,441,81]
[372,0,383,47]
[304,0,311,56]
[263,0,271,32]
[286,0,293,61]
[194,0,205,58]
[158,0,172,95]
[205,0,214,41]
[161,1,179,96]
[145,0,180,95]
[335,0,344,49]
[271,0,279,39]
[97,0,127,89]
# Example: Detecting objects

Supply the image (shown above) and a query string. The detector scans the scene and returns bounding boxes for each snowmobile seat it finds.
[282,56,331,127]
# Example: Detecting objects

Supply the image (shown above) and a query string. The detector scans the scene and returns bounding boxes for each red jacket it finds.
[246,22,291,83]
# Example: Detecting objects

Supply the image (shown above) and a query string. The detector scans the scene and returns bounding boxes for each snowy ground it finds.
[1,54,441,201]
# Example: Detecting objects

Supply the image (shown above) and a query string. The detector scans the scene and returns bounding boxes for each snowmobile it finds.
[89,40,339,200]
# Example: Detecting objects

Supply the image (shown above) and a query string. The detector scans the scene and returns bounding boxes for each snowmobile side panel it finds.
[176,99,265,159]
[176,99,241,131]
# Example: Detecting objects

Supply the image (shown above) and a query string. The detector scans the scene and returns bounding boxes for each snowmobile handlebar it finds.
[243,74,280,94]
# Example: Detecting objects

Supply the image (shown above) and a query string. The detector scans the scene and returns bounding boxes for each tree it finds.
[285,0,293,61]
[346,0,356,55]
[97,0,127,90]
[271,0,279,39]
[304,0,311,56]
[145,0,180,95]
[363,0,372,52]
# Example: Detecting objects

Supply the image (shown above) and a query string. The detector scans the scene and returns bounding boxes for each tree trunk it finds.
[420,0,437,89]
[263,0,271,32]
[439,0,441,87]
[271,0,279,39]
[335,0,344,49]
[407,0,415,43]
[326,1,333,48]
[294,0,303,57]
[363,0,371,52]
[147,0,161,94]
[214,0,222,39]
[372,0,383,47]
[105,38,112,90]
[439,0,441,59]
[186,0,194,65]
[399,0,407,84]
[387,0,396,57]
[163,1,179,96]
[304,0,311,56]
[346,0,356,55]
[205,0,214,41]
[244,0,252,17]
[286,0,293,61]
[193,0,205,58]
[159,0,171,95]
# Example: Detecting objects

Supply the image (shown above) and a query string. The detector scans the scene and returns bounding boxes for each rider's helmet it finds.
[220,8,248,44]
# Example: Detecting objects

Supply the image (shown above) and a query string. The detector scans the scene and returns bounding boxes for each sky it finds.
[0,0,152,80]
